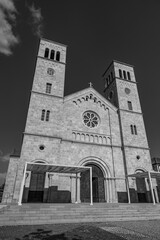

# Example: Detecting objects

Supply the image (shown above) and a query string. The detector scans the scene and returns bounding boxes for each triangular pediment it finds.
[64,87,117,111]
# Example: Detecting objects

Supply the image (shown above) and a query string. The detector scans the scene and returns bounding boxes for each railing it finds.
[72,131,111,145]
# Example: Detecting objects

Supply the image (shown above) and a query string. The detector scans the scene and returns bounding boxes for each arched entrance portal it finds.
[80,164,105,202]
[135,169,147,203]
[28,160,46,203]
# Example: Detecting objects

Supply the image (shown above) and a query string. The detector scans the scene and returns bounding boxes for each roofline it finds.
[65,86,92,98]
[102,60,134,77]
[64,86,118,112]
[10,154,20,158]
[113,60,134,68]
[40,38,67,48]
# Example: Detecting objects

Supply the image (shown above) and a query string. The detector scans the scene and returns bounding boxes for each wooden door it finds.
[28,172,45,203]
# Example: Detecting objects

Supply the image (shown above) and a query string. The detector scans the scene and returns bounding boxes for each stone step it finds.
[1,203,160,226]
[1,215,160,226]
[4,204,160,211]
[4,207,160,213]
[2,209,160,215]
[1,212,160,220]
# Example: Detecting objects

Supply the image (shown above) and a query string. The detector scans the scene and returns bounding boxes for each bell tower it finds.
[33,38,67,98]
[24,38,67,137]
[103,60,152,198]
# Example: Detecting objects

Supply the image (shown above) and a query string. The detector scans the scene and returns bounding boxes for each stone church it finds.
[2,38,155,205]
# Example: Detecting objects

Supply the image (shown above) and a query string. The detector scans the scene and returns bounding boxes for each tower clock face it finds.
[125,87,131,94]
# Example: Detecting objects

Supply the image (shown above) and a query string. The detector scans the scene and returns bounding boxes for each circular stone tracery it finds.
[83,111,99,128]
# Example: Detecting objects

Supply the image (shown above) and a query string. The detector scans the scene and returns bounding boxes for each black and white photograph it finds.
[0,0,160,239]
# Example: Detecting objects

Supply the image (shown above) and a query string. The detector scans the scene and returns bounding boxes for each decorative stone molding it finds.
[72,130,111,145]
[73,93,108,110]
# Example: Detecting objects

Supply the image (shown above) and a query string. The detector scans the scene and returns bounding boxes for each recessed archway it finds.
[135,169,148,203]
[27,159,48,203]
[79,157,114,203]
[80,163,105,202]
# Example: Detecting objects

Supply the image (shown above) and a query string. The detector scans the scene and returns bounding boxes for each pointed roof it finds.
[64,86,117,111]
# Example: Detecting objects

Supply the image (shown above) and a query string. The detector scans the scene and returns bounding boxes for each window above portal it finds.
[83,111,99,128]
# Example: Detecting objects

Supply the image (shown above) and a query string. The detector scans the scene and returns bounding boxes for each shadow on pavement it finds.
[14,226,126,240]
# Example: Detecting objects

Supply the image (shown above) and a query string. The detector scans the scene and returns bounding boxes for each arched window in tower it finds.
[44,48,49,58]
[127,101,133,110]
[46,83,52,94]
[41,110,45,121]
[50,50,55,60]
[119,69,122,78]
[56,51,60,61]
[104,79,108,89]
[130,125,134,134]
[123,70,126,80]
[134,125,137,135]
[127,71,131,80]
[111,71,113,80]
[108,75,111,83]
[46,110,50,121]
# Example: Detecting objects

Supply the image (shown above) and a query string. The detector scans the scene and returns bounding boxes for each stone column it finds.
[70,175,75,203]
[105,178,109,203]
[77,174,81,203]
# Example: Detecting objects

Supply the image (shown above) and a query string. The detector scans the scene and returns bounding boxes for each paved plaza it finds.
[0,220,160,240]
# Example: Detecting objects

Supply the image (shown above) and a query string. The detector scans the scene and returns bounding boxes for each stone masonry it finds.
[2,38,155,204]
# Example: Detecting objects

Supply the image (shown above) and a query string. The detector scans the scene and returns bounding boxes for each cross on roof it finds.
[89,82,93,87]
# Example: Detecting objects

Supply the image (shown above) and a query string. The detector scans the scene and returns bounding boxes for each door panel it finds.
[80,164,105,203]
[28,172,45,202]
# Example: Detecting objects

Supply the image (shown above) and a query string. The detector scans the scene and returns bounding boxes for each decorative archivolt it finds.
[72,130,111,145]
[73,93,108,110]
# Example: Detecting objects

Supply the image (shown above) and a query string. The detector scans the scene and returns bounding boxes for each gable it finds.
[64,87,117,112]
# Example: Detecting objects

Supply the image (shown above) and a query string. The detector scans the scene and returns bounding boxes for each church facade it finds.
[2,38,155,204]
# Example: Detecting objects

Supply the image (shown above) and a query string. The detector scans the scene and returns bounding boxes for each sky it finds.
[0,0,160,184]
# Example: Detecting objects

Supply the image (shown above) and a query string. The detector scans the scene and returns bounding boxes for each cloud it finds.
[0,150,10,162]
[27,3,43,38]
[0,172,6,185]
[0,0,19,56]
[0,153,10,162]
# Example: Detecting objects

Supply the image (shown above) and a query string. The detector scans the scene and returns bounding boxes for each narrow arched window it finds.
[50,50,55,60]
[134,125,137,135]
[119,69,122,78]
[128,101,133,110]
[46,83,52,94]
[41,110,45,121]
[46,110,50,121]
[44,48,49,58]
[127,72,131,80]
[56,51,60,61]
[123,70,126,79]
[104,78,108,88]
[130,125,134,134]
[111,71,113,80]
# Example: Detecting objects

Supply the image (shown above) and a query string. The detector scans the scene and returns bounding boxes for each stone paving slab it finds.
[100,226,150,240]
[0,220,159,240]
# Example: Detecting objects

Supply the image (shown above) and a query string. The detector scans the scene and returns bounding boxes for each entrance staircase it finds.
[0,203,160,226]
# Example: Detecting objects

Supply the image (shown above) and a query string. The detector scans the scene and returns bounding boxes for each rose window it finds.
[83,111,99,128]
